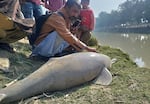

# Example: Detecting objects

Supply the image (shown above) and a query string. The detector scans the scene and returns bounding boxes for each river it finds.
[93,32,150,68]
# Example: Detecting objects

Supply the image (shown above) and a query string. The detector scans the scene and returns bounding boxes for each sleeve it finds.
[48,14,87,51]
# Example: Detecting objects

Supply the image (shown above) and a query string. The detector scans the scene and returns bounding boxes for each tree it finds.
[96,0,150,29]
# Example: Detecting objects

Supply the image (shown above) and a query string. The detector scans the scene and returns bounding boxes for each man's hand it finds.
[85,46,97,52]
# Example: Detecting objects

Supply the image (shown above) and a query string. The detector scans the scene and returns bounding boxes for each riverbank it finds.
[93,32,150,68]
[0,39,150,104]
[97,23,150,34]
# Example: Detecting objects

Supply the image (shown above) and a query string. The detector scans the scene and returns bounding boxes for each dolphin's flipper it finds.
[0,94,6,102]
[93,67,112,85]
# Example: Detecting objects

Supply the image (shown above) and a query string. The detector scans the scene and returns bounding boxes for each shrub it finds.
[87,36,98,46]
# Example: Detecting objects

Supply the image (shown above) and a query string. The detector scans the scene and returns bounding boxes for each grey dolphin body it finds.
[0,52,112,103]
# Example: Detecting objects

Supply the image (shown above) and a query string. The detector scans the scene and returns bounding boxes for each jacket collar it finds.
[58,7,69,20]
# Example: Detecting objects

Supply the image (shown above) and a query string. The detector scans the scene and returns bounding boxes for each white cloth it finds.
[32,31,69,57]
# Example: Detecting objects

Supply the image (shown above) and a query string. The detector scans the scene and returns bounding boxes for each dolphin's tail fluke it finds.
[0,93,6,103]
[94,67,112,85]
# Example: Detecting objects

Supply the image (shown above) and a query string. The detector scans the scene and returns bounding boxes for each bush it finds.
[87,36,98,46]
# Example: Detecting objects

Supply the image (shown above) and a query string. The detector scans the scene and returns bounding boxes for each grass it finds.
[0,39,150,104]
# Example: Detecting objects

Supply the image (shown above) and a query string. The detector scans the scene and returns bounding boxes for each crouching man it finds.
[30,0,96,59]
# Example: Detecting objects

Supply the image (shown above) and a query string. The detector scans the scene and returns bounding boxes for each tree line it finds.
[96,0,150,29]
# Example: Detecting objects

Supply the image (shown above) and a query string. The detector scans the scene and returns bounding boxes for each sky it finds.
[90,0,126,17]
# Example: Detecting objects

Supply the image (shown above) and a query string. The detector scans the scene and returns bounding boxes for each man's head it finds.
[65,0,81,19]
[81,0,90,8]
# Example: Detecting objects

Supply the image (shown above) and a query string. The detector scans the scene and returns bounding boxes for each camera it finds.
[72,19,81,28]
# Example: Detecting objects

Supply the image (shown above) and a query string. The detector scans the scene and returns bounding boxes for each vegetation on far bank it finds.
[96,0,150,32]
[0,38,150,104]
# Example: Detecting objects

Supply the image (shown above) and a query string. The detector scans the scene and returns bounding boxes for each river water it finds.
[93,32,150,68]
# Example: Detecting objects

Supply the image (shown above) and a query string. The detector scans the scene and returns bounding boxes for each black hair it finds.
[65,0,81,9]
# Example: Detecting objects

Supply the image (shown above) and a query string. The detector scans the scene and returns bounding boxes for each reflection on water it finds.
[94,32,150,68]
[134,57,145,67]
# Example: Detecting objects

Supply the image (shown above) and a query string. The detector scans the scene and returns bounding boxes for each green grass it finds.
[0,40,150,104]
[88,35,98,46]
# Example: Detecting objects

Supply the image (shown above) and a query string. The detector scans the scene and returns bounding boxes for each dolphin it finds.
[0,52,112,103]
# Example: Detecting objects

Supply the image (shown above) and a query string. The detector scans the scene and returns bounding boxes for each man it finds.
[0,0,34,52]
[79,0,95,45]
[31,0,96,58]
[0,0,22,52]
[20,0,45,20]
